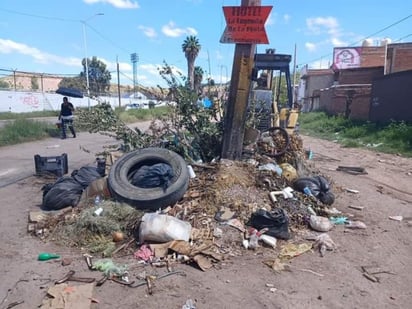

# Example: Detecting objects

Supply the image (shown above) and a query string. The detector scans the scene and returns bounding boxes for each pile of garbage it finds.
[29,130,368,290]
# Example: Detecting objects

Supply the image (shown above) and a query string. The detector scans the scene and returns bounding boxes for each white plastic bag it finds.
[139,213,192,243]
[309,215,333,232]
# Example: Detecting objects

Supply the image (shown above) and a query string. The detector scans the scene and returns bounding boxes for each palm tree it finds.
[194,66,204,94]
[182,36,201,90]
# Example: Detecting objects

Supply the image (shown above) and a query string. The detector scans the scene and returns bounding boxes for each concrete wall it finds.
[0,90,131,113]
[320,86,372,120]
[336,67,384,85]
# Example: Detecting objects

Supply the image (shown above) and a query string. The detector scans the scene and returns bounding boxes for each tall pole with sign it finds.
[220,0,272,160]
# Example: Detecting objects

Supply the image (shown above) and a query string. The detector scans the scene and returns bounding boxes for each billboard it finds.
[333,48,362,70]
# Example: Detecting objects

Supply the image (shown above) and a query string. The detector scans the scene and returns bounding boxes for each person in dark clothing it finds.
[58,97,76,139]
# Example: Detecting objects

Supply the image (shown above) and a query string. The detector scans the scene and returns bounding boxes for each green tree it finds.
[81,56,112,97]
[182,36,201,90]
[0,80,9,89]
[194,66,204,94]
[58,76,84,90]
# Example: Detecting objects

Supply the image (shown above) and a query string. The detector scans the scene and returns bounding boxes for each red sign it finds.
[220,6,272,44]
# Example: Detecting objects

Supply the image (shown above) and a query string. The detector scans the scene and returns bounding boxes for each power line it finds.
[298,13,412,68]
[0,7,78,22]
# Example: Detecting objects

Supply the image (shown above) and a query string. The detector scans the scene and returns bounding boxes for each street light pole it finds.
[81,13,103,109]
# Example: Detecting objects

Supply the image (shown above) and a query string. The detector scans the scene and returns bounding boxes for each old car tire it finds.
[108,148,189,210]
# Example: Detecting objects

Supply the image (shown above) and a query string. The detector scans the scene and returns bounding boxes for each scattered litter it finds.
[312,233,336,257]
[348,205,364,211]
[322,207,342,215]
[259,234,277,248]
[293,176,335,205]
[345,220,367,229]
[258,163,282,176]
[40,283,95,309]
[225,218,245,232]
[336,166,368,175]
[389,216,403,222]
[278,243,312,260]
[329,216,349,225]
[249,208,290,240]
[309,215,333,232]
[345,188,359,194]
[182,299,196,309]
[139,213,192,243]
[134,244,153,262]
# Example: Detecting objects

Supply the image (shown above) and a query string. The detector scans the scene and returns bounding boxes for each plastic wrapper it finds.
[293,175,335,205]
[249,208,290,240]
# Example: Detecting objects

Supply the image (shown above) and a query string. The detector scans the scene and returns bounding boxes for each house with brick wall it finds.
[299,41,412,121]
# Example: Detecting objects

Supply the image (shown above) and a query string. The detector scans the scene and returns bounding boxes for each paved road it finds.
[0,121,151,188]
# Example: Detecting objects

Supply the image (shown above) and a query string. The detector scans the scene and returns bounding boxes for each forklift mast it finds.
[248,52,299,133]
[252,53,293,108]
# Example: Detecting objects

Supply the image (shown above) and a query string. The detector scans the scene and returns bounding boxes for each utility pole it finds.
[117,56,121,108]
[292,43,297,104]
[221,0,262,160]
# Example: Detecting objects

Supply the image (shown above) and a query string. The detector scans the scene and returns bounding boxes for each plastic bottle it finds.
[94,195,101,206]
[38,252,60,261]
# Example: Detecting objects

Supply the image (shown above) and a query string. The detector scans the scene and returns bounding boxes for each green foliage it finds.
[0,80,9,89]
[59,76,84,90]
[159,63,223,162]
[0,119,58,146]
[0,110,58,120]
[299,112,412,156]
[81,56,112,96]
[119,106,170,122]
[76,103,157,152]
[182,36,201,90]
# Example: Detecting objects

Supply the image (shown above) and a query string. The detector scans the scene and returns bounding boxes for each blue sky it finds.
[0,0,411,88]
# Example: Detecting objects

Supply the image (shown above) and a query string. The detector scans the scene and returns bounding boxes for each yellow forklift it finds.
[249,51,299,135]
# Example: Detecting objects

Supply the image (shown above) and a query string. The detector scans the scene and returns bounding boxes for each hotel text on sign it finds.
[220,6,272,44]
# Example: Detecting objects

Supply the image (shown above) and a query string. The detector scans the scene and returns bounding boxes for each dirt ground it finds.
[0,131,411,309]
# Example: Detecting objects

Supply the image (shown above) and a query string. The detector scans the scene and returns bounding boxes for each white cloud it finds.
[139,63,161,76]
[83,0,139,9]
[161,21,197,38]
[305,42,317,52]
[0,39,80,67]
[330,37,347,47]
[306,16,339,36]
[283,14,291,24]
[138,26,157,38]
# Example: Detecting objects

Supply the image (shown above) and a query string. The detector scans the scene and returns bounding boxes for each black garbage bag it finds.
[71,166,103,188]
[293,175,335,205]
[42,176,84,210]
[249,208,290,240]
[131,163,174,191]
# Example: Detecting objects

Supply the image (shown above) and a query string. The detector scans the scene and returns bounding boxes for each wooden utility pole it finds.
[221,0,262,160]
[117,56,121,108]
